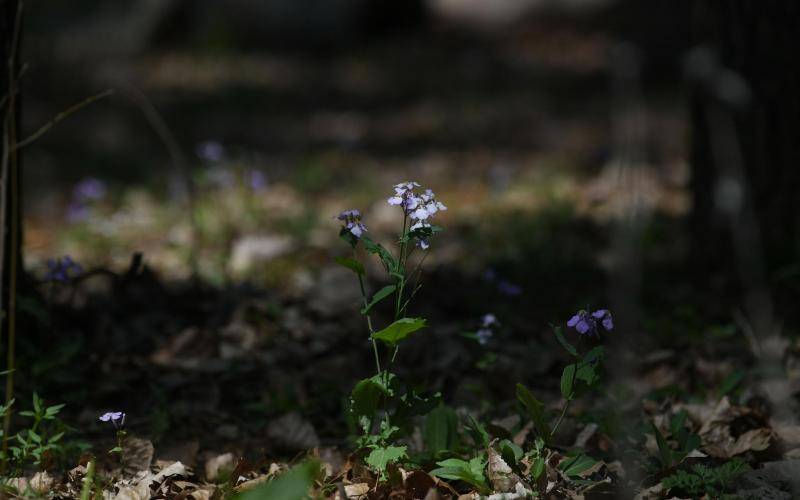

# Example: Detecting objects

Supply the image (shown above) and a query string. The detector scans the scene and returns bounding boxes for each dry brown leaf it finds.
[404,469,436,499]
[122,436,155,476]
[343,482,370,499]
[205,452,236,482]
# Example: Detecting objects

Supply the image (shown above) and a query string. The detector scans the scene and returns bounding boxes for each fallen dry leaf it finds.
[205,452,236,481]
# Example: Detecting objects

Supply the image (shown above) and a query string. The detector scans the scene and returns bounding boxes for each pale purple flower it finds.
[44,256,83,283]
[567,309,613,337]
[498,280,523,296]
[388,181,446,250]
[247,170,267,191]
[196,141,224,162]
[73,178,106,202]
[99,411,126,428]
[337,209,367,238]
[476,328,492,345]
[67,201,90,223]
[481,313,498,328]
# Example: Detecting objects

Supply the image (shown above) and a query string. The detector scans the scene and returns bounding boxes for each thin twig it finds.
[13,89,114,151]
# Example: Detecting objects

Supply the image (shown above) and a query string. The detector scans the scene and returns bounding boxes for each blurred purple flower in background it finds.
[68,177,107,223]
[247,169,267,191]
[483,268,523,296]
[73,178,106,202]
[337,209,367,238]
[567,309,613,337]
[196,141,224,162]
[99,411,126,428]
[44,256,83,283]
[475,313,499,345]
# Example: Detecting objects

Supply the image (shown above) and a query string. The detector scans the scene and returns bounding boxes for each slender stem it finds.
[13,89,114,151]
[356,263,381,376]
[79,459,95,500]
[551,357,579,438]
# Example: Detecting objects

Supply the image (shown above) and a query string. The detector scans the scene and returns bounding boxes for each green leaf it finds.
[365,445,407,474]
[499,439,523,465]
[465,415,490,448]
[558,453,597,478]
[652,423,673,467]
[334,256,365,275]
[430,456,488,493]
[516,383,551,443]
[372,317,426,346]
[424,405,458,455]
[718,370,744,397]
[237,460,319,500]
[350,374,394,422]
[361,285,396,315]
[561,364,576,400]
[531,457,546,481]
[553,326,578,357]
[362,237,398,273]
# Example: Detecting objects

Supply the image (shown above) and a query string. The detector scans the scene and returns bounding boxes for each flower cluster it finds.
[337,209,367,238]
[99,411,125,429]
[387,181,447,249]
[44,256,83,283]
[476,313,499,345]
[567,309,613,337]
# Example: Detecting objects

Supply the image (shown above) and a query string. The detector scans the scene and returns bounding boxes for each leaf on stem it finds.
[372,318,426,346]
[361,285,397,314]
[553,326,578,357]
[334,256,365,275]
[560,364,576,400]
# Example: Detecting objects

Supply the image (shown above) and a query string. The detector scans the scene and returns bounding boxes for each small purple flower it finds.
[567,309,613,337]
[73,178,106,202]
[481,313,498,328]
[99,411,126,428]
[44,256,83,283]
[247,170,267,191]
[67,201,90,223]
[476,328,492,345]
[196,141,224,162]
[337,209,367,238]
[388,181,446,250]
[497,280,522,296]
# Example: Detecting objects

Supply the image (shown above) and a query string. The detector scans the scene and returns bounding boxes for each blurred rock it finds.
[229,235,293,275]
[308,267,360,317]
[267,412,320,453]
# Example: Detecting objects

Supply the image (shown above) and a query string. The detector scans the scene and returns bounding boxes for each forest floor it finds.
[7,9,800,500]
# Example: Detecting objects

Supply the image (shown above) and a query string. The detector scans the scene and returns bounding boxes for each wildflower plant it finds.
[43,256,83,283]
[517,308,612,445]
[336,181,446,477]
[98,412,126,455]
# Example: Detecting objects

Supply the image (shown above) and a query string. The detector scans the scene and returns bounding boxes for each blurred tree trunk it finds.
[1,0,22,339]
[690,1,800,272]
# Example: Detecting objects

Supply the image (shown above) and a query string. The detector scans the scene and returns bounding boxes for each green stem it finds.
[356,266,381,376]
[551,357,579,438]
[80,458,95,500]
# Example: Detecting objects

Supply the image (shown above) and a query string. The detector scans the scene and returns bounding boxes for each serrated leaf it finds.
[516,383,551,444]
[361,285,396,314]
[553,326,578,357]
[372,317,426,346]
[334,256,365,275]
[561,364,576,400]
[365,445,407,474]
